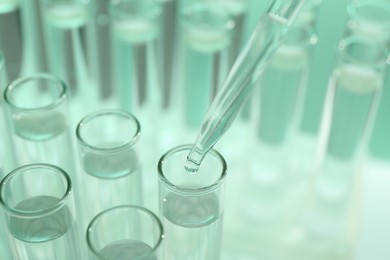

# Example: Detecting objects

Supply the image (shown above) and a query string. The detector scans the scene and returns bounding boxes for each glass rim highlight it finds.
[76,109,141,152]
[86,205,164,260]
[3,73,67,112]
[0,163,72,218]
[158,144,227,195]
[337,36,389,66]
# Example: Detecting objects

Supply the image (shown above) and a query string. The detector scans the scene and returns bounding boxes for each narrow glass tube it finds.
[76,109,143,227]
[257,25,317,150]
[158,144,227,259]
[3,74,77,182]
[346,0,390,43]
[39,0,94,120]
[303,37,388,258]
[179,2,233,131]
[202,0,249,68]
[86,205,163,260]
[238,24,318,237]
[0,163,82,259]
[0,51,15,260]
[0,0,23,82]
[109,0,162,114]
[0,51,16,176]
[155,0,179,110]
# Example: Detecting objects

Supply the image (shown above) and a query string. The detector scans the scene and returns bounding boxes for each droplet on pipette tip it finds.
[184,159,199,174]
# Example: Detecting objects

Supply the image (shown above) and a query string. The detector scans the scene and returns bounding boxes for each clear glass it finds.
[346,0,390,44]
[185,0,308,171]
[302,37,388,259]
[39,0,94,122]
[201,0,249,68]
[0,0,22,82]
[3,73,77,183]
[109,0,162,114]
[158,144,227,259]
[0,163,82,259]
[179,2,233,132]
[76,109,143,228]
[86,205,164,260]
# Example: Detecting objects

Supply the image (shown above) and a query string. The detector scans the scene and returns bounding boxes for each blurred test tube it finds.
[109,0,162,115]
[39,0,94,121]
[178,1,233,135]
[0,0,23,82]
[302,36,388,260]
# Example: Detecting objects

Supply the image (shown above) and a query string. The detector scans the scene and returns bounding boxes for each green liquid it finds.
[162,192,222,259]
[99,239,157,260]
[82,148,140,179]
[8,196,80,259]
[14,112,67,141]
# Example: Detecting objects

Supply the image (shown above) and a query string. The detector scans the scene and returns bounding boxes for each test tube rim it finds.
[0,163,72,218]
[76,109,141,153]
[86,204,164,259]
[180,2,234,32]
[3,73,67,112]
[347,1,390,27]
[337,36,389,67]
[109,0,162,20]
[158,144,227,195]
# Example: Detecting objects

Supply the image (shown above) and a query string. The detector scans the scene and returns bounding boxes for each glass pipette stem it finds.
[186,0,309,170]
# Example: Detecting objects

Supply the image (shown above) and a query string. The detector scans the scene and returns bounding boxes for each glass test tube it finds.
[109,0,162,114]
[179,2,233,131]
[238,25,318,236]
[76,109,143,227]
[303,37,388,259]
[0,0,23,82]
[158,144,227,260]
[202,0,248,68]
[88,0,114,102]
[86,205,163,260]
[40,0,94,120]
[155,0,179,110]
[0,163,82,259]
[3,74,77,181]
[0,51,15,260]
[345,0,390,44]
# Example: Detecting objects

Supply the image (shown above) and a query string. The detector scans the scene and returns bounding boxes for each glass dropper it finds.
[185,0,309,173]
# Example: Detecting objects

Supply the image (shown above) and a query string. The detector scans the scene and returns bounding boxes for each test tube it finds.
[179,2,233,132]
[109,0,162,114]
[0,163,82,259]
[76,109,144,227]
[303,37,388,258]
[86,205,163,260]
[158,144,227,259]
[0,0,23,82]
[3,74,77,181]
[39,0,94,120]
[345,0,390,44]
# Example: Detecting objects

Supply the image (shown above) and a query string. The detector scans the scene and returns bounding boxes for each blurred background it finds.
[0,0,390,259]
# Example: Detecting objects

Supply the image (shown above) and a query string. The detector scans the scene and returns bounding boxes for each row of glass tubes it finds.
[0,0,389,259]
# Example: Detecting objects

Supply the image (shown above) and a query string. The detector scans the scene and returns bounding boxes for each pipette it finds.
[185,0,309,173]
